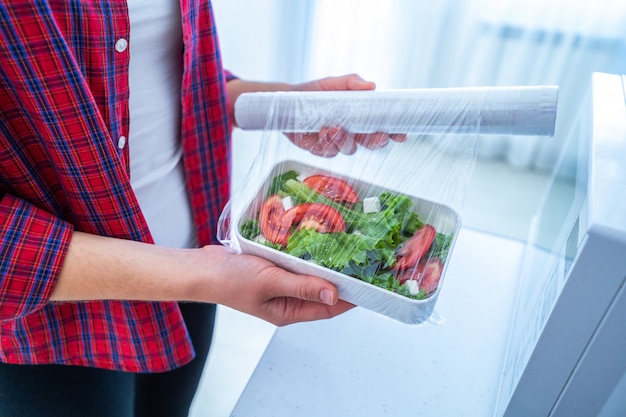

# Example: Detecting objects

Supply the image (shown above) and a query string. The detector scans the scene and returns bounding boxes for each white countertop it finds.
[230,228,526,417]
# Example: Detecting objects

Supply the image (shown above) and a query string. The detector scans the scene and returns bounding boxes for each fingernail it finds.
[320,289,334,305]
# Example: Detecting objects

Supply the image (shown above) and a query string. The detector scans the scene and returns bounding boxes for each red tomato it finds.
[303,175,359,205]
[259,197,345,246]
[396,267,419,285]
[395,257,443,296]
[289,203,346,233]
[259,195,291,246]
[392,224,436,270]
[417,257,443,295]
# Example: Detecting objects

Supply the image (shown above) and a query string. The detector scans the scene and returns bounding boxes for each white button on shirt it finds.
[117,136,127,149]
[115,38,128,53]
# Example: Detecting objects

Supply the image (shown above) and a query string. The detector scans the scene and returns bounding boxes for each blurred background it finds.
[191,1,626,415]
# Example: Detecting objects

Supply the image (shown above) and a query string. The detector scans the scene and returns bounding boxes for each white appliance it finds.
[496,72,626,417]
[228,73,626,417]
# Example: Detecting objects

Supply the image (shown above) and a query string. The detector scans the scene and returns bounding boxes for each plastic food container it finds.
[233,160,461,324]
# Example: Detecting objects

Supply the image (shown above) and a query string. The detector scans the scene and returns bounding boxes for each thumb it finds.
[345,74,376,91]
[275,272,340,306]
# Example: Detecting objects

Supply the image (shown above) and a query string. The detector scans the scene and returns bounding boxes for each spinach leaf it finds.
[239,219,261,240]
[267,170,299,197]
[429,232,453,260]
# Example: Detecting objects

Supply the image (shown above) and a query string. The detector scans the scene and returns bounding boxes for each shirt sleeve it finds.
[0,193,73,322]
[224,69,238,83]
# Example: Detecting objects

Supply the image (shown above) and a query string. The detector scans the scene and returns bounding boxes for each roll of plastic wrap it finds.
[234,86,558,136]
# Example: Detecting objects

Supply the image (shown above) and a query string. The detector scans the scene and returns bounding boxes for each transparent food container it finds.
[233,160,461,324]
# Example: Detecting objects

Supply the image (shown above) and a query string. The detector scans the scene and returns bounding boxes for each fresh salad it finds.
[239,170,454,300]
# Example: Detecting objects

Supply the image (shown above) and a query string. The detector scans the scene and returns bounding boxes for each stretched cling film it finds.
[217,86,558,325]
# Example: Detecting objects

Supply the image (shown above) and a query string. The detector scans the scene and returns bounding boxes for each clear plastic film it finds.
[218,86,558,325]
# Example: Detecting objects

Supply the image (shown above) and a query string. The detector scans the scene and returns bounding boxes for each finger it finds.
[310,142,340,157]
[390,133,408,143]
[355,132,389,150]
[339,131,358,155]
[319,125,345,143]
[345,74,376,91]
[322,126,360,155]
[321,125,350,150]
[270,271,341,306]
[289,298,355,321]
[309,127,342,157]
[306,74,375,92]
[270,297,355,326]
[285,130,341,157]
[285,132,318,150]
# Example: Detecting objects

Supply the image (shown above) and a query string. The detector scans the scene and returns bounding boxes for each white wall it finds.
[212,0,282,81]
[212,0,284,191]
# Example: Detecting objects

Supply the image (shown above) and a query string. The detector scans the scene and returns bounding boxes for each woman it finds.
[0,1,399,415]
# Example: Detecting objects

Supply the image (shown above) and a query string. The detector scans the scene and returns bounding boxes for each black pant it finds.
[0,303,216,417]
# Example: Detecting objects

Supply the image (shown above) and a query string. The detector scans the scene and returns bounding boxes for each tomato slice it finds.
[303,175,359,205]
[259,195,291,246]
[395,257,443,296]
[417,257,443,295]
[259,197,345,246]
[392,224,436,270]
[289,203,346,233]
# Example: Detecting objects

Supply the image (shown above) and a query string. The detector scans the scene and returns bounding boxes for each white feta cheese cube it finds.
[254,234,267,244]
[406,280,420,296]
[281,196,294,210]
[362,196,381,214]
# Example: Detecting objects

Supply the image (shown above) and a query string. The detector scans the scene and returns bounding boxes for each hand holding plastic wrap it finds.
[284,126,408,157]
[218,86,558,324]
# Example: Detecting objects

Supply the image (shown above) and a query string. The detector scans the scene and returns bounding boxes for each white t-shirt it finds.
[127,0,198,248]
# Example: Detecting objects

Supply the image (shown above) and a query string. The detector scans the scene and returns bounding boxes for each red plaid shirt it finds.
[0,0,234,372]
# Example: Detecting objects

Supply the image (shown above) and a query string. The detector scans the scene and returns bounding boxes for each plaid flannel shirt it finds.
[0,0,233,372]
